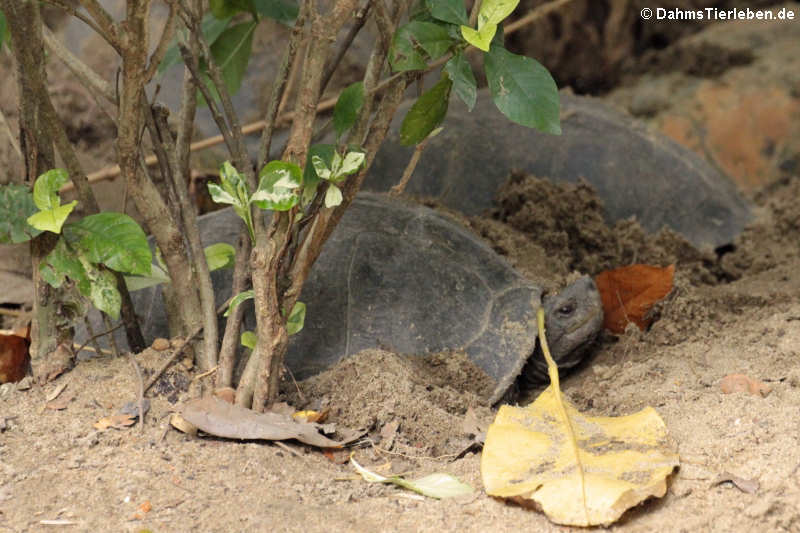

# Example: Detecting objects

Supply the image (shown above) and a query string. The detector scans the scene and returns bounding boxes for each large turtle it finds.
[367,90,751,250]
[108,193,603,403]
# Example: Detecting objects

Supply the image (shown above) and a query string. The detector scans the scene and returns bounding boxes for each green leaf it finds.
[444,51,477,111]
[460,23,496,52]
[225,289,254,317]
[333,82,365,139]
[240,330,257,349]
[42,239,123,318]
[286,301,305,335]
[210,0,255,19]
[390,22,454,72]
[312,150,362,185]
[32,168,69,211]
[425,0,467,25]
[63,213,152,275]
[302,144,335,206]
[388,23,428,72]
[478,0,519,26]
[0,184,41,243]
[400,75,452,146]
[214,161,255,241]
[40,238,90,294]
[204,242,235,271]
[159,15,231,74]
[339,151,365,176]
[324,184,342,208]
[27,201,77,234]
[87,265,122,320]
[351,456,474,499]
[214,161,249,208]
[311,155,332,181]
[124,264,170,291]
[251,160,302,211]
[484,45,561,134]
[253,0,299,26]
[407,21,455,60]
[207,182,238,206]
[204,21,257,102]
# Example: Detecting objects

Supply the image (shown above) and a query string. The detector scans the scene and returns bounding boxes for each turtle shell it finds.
[367,90,751,249]
[110,194,542,402]
[288,193,541,401]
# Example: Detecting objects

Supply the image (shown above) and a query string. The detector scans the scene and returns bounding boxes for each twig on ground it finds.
[193,365,218,381]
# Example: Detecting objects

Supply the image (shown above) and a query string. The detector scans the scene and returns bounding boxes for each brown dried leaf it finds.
[93,414,136,430]
[180,396,360,448]
[720,374,772,397]
[0,331,30,384]
[45,392,75,411]
[45,383,68,403]
[712,472,760,494]
[595,264,675,333]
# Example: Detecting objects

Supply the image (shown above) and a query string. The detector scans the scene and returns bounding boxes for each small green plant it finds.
[208,81,370,345]
[209,157,313,341]
[390,0,560,144]
[0,169,152,319]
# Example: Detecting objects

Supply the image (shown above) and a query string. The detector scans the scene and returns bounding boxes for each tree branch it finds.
[41,0,119,52]
[320,0,372,95]
[144,0,178,82]
[152,103,218,370]
[257,0,311,168]
[42,27,116,105]
[79,0,121,48]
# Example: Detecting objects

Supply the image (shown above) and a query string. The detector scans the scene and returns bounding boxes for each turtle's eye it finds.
[557,302,576,317]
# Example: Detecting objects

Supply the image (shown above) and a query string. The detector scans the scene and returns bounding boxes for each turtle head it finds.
[522,275,604,385]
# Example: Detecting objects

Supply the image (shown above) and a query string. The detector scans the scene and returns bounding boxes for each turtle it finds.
[93,193,603,404]
[366,89,751,250]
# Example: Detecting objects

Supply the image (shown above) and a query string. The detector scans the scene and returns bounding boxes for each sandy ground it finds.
[2,172,800,532]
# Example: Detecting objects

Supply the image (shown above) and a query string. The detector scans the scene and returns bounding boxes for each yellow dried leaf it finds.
[481,308,679,526]
[292,408,329,424]
[93,414,136,430]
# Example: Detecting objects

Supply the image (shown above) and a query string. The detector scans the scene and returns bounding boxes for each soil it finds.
[3,6,800,533]
[3,172,800,531]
